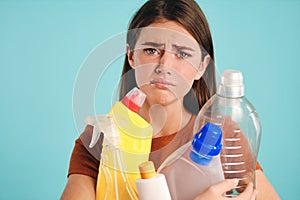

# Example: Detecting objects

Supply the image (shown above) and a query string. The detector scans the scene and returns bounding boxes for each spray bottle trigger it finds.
[89,126,101,148]
[84,116,102,148]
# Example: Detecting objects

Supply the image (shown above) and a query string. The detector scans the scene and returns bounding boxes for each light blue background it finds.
[0,0,299,199]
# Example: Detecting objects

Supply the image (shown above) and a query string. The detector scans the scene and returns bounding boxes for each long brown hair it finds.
[120,0,216,114]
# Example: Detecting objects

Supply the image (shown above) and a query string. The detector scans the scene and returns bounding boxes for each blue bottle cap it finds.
[190,123,222,165]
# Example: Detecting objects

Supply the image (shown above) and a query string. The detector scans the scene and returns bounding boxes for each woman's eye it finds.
[177,51,191,59]
[144,48,158,55]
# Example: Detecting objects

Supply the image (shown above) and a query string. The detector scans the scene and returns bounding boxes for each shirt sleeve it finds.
[67,125,103,180]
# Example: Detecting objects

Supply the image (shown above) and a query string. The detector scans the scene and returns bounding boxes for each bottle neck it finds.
[217,84,244,98]
[189,150,213,166]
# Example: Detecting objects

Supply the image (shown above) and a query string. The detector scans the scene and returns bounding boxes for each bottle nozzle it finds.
[86,114,120,148]
[121,87,146,113]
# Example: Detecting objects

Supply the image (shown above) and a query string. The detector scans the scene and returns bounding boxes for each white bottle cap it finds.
[217,70,244,98]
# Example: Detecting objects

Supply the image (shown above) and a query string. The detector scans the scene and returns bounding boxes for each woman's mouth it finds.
[150,78,175,89]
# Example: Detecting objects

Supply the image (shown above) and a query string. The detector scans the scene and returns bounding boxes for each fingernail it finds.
[232,179,239,185]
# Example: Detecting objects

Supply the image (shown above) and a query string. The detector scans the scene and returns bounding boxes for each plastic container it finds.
[158,123,225,200]
[135,161,171,200]
[93,87,153,200]
[194,70,262,197]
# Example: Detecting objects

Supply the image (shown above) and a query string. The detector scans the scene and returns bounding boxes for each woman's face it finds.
[127,21,209,106]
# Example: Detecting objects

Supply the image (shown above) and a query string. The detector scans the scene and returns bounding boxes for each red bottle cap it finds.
[121,87,146,113]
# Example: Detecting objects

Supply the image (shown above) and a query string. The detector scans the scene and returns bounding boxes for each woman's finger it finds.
[235,183,257,200]
[250,189,258,200]
[207,179,239,196]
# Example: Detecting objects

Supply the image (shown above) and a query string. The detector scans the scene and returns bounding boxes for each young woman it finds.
[61,0,280,199]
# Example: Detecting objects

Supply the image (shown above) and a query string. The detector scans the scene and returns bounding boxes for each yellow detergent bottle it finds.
[96,87,153,200]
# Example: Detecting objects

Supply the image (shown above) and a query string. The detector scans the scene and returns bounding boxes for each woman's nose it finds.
[160,49,174,66]
[155,50,174,75]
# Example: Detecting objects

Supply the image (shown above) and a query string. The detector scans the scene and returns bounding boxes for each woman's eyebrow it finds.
[141,42,164,48]
[173,44,195,52]
[140,42,195,52]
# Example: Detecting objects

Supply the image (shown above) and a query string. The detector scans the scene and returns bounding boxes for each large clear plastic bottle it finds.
[158,123,224,200]
[194,70,262,197]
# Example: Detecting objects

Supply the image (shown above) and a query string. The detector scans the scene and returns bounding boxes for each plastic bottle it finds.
[135,161,171,200]
[158,123,225,200]
[194,69,262,197]
[90,87,153,200]
[92,115,124,199]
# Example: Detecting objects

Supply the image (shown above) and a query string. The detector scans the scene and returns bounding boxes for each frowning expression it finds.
[127,21,207,106]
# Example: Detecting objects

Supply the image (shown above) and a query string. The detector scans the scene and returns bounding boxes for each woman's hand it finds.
[194,179,257,200]
[60,174,96,200]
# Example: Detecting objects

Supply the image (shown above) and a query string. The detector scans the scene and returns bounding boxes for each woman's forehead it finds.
[134,27,200,51]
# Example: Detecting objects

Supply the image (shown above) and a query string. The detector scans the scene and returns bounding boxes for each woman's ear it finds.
[126,44,135,68]
[195,55,210,80]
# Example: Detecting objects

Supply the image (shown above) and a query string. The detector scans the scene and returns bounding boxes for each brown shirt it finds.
[67,115,262,179]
